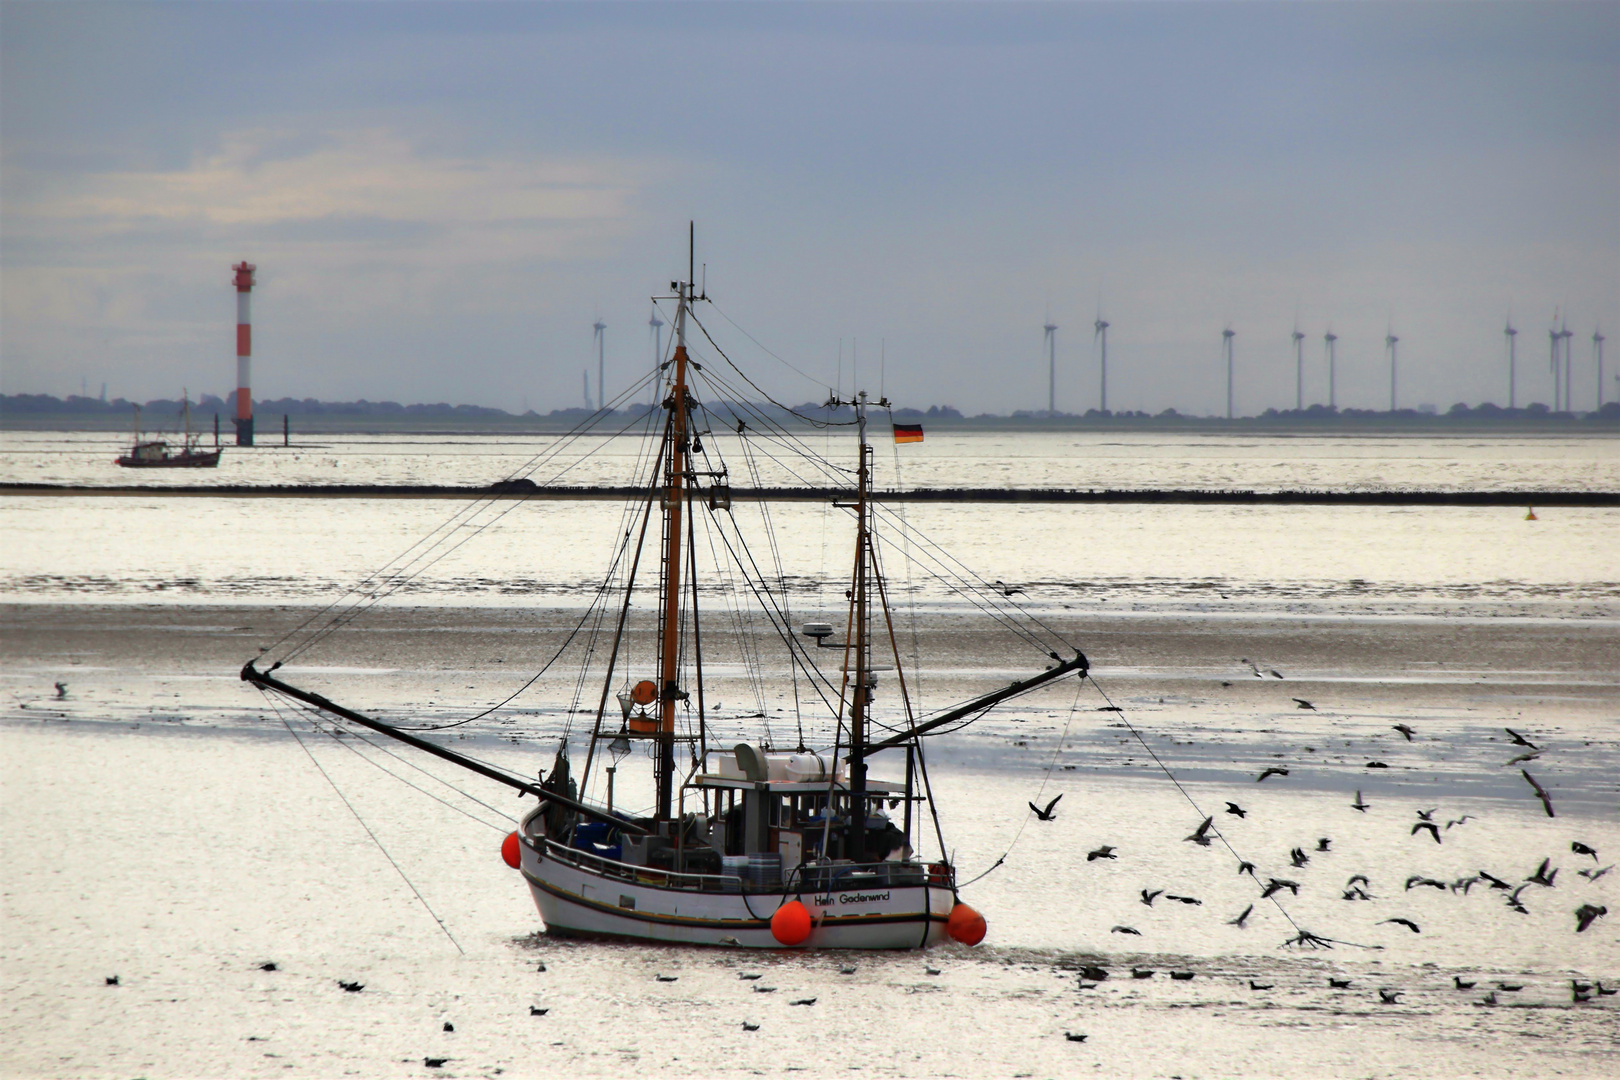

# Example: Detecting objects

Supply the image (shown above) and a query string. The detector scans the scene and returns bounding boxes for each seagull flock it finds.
[1027,710,1612,1030]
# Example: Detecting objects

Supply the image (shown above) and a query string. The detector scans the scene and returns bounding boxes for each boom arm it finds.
[240,661,647,834]
[865,651,1088,753]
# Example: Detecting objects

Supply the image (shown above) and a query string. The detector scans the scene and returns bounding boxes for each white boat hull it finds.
[518,817,953,950]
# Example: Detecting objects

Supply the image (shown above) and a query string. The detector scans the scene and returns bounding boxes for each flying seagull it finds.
[1378,988,1404,1004]
[1141,888,1164,906]
[1405,876,1447,891]
[1225,801,1246,818]
[1256,767,1289,782]
[1291,847,1310,867]
[1228,904,1254,928]
[1572,841,1598,861]
[1393,724,1415,741]
[1526,858,1558,887]
[1574,904,1607,934]
[1261,878,1300,898]
[1380,918,1421,934]
[1237,860,1256,877]
[1184,816,1215,846]
[1087,845,1117,861]
[1505,728,1539,749]
[1521,769,1555,817]
[1029,794,1063,821]
[1505,751,1541,766]
[1578,865,1613,882]
[1351,790,1370,812]
[1293,698,1316,711]
[1412,821,1442,844]
[1111,925,1142,935]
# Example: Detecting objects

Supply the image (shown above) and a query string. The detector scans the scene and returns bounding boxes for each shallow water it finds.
[2,431,1618,1077]
[3,428,1617,492]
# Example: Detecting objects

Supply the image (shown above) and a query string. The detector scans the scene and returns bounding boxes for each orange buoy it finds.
[501,831,521,869]
[946,902,987,946]
[771,900,812,946]
[631,680,658,706]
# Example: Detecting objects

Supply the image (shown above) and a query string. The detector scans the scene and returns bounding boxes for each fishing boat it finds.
[115,395,222,468]
[243,232,1085,949]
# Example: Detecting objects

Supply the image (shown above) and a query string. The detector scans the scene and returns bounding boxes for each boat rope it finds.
[689,309,857,429]
[1083,674,1379,950]
[956,676,1086,889]
[705,300,838,397]
[265,375,663,666]
[291,703,517,830]
[262,690,466,955]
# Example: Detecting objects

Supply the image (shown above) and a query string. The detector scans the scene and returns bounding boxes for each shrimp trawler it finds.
[115,394,222,468]
[243,232,1086,949]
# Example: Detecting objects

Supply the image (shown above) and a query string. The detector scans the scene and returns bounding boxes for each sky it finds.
[3,1,1617,416]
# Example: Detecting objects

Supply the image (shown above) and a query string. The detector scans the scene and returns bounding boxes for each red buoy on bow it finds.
[501,831,521,869]
[947,902,986,945]
[771,900,812,945]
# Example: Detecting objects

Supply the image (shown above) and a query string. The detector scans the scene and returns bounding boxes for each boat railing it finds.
[540,838,744,893]
[541,838,953,894]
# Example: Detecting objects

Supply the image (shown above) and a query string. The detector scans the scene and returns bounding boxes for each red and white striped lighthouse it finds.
[233,260,256,446]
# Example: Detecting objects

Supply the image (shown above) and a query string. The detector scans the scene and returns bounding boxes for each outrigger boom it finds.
[240,660,648,834]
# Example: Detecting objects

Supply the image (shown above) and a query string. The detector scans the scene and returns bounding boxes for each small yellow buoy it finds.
[1525,506,1537,521]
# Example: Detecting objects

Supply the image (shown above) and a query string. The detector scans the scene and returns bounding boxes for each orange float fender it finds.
[502,831,521,869]
[771,899,813,945]
[947,902,987,945]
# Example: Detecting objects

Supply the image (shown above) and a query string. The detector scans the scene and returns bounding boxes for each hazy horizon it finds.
[3,2,1616,416]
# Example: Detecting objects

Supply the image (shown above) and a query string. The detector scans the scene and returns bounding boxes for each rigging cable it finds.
[262,689,465,955]
[1083,673,1379,950]
[263,368,663,664]
[955,676,1086,889]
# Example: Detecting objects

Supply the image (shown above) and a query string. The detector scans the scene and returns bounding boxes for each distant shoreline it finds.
[4,392,1616,435]
[2,483,1613,505]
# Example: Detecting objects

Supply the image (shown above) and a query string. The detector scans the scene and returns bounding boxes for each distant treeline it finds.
[3,392,1615,430]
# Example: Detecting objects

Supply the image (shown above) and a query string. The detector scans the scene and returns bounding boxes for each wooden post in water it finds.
[283,414,289,446]
[213,414,219,448]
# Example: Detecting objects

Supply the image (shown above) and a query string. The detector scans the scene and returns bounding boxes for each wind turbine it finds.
[1595,327,1607,409]
[1292,326,1306,410]
[1094,313,1111,413]
[1549,315,1562,412]
[648,308,665,405]
[1385,327,1399,412]
[1043,318,1058,415]
[593,316,607,413]
[1560,323,1575,411]
[1324,330,1338,410]
[1222,327,1236,420]
[1504,319,1518,409]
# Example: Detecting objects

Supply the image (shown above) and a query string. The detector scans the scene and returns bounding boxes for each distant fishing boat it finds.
[115,394,221,468]
[243,229,1085,950]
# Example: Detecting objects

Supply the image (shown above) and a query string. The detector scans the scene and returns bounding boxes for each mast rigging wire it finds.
[263,690,465,955]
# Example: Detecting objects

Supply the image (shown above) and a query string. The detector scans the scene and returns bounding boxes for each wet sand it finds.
[3,602,1618,1078]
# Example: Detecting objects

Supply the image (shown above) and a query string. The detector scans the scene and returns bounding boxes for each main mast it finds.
[654,226,696,821]
[848,391,873,860]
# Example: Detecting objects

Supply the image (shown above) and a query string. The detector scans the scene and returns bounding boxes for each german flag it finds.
[892,423,924,444]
